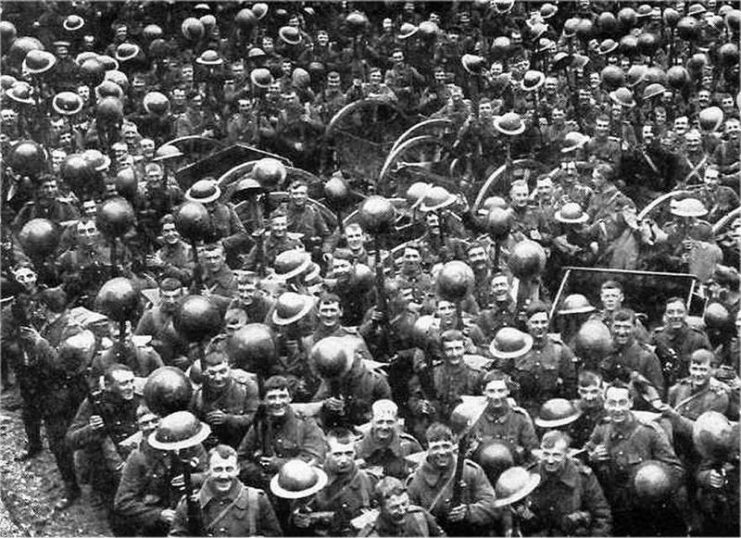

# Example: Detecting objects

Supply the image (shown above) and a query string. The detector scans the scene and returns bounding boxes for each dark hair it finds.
[613,308,636,324]
[601,279,623,293]
[525,300,549,320]
[104,363,133,384]
[203,350,229,367]
[665,296,685,309]
[326,427,355,446]
[594,163,614,181]
[440,329,464,344]
[39,287,67,313]
[483,368,512,387]
[318,292,341,306]
[209,444,237,462]
[578,369,602,387]
[605,380,631,394]
[160,214,175,227]
[333,248,354,262]
[263,375,291,397]
[425,422,454,443]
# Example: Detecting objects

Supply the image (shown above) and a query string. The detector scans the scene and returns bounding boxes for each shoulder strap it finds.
[246,486,258,536]
[412,510,429,536]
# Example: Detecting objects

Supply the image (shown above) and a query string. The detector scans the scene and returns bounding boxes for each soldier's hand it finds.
[160,509,176,525]
[530,230,542,241]
[589,444,609,462]
[19,326,40,342]
[415,400,433,415]
[259,456,281,471]
[708,470,726,489]
[89,415,105,430]
[371,310,385,323]
[562,511,590,532]
[448,504,468,522]
[325,397,345,413]
[293,511,312,528]
[172,356,191,370]
[206,410,227,425]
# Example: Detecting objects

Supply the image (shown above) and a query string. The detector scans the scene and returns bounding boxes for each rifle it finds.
[177,450,206,536]
[373,244,391,360]
[84,380,128,467]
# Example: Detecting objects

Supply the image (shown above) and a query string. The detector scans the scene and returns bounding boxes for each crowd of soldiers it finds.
[1,1,740,537]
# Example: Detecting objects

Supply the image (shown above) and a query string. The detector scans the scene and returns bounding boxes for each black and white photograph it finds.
[0,1,739,536]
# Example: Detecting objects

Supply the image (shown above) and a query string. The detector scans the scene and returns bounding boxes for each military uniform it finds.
[91,339,164,381]
[135,306,189,367]
[66,391,141,530]
[569,400,607,450]
[585,412,686,536]
[170,480,282,536]
[470,405,539,464]
[406,457,497,535]
[505,336,576,416]
[314,361,392,428]
[667,377,730,439]
[359,505,444,537]
[203,264,238,299]
[311,465,377,536]
[12,198,79,231]
[114,441,208,536]
[600,338,665,397]
[237,406,326,490]
[393,269,435,310]
[475,298,517,340]
[651,323,711,386]
[408,362,484,423]
[355,429,422,479]
[525,458,612,536]
[584,136,621,167]
[191,376,260,449]
[152,240,194,284]
[242,233,303,273]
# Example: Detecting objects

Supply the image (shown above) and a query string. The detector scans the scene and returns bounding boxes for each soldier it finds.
[145,215,194,286]
[526,430,612,536]
[185,179,248,265]
[293,428,377,536]
[66,364,141,534]
[712,117,740,187]
[91,320,165,382]
[508,180,549,245]
[286,179,331,256]
[506,302,576,416]
[475,273,517,340]
[200,241,238,300]
[21,293,90,509]
[355,400,422,480]
[569,370,607,449]
[242,211,303,273]
[12,175,79,231]
[114,405,208,536]
[469,369,539,465]
[408,329,484,427]
[392,244,435,308]
[1,264,49,460]
[134,277,190,369]
[406,422,497,536]
[358,476,444,537]
[652,297,712,387]
[312,334,392,429]
[585,163,634,223]
[325,249,376,327]
[585,381,687,536]
[170,444,282,536]
[190,350,259,450]
[583,115,620,167]
[601,308,665,402]
[227,271,275,324]
[237,375,326,491]
[695,164,739,223]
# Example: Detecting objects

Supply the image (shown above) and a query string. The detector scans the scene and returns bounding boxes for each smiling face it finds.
[442,337,465,367]
[383,491,410,524]
[318,300,342,328]
[109,369,136,401]
[203,357,230,391]
[612,318,634,347]
[578,382,603,409]
[665,300,687,331]
[209,452,239,495]
[264,387,291,418]
[604,385,632,424]
[526,311,549,340]
[428,439,455,470]
[540,438,568,474]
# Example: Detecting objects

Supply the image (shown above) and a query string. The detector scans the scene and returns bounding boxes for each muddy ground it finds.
[0,387,110,537]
